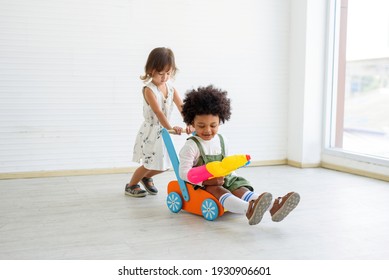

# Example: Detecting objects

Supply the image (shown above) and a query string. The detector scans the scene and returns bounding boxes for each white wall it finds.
[287,0,326,166]
[0,0,290,174]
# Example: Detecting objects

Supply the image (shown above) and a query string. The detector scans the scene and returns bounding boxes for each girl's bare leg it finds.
[128,166,164,186]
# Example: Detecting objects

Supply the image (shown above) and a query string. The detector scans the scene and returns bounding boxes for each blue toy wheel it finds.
[201,199,219,221]
[166,192,183,213]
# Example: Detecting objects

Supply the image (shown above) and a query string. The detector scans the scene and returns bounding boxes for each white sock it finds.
[241,191,259,202]
[242,191,273,211]
[219,193,248,214]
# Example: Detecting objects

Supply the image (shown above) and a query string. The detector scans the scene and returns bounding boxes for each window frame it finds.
[323,0,389,168]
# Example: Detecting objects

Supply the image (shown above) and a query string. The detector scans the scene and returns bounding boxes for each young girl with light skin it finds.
[179,85,300,225]
[126,47,191,197]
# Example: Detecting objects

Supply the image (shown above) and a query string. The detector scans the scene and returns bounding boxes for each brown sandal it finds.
[125,184,147,197]
[246,192,272,225]
[270,192,300,222]
[140,177,158,195]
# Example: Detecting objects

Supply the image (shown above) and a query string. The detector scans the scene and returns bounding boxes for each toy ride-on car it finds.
[161,128,225,221]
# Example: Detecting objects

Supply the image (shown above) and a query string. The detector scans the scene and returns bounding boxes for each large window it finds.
[328,0,389,162]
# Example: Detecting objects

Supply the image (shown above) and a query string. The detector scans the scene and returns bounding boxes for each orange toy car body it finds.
[166,180,224,220]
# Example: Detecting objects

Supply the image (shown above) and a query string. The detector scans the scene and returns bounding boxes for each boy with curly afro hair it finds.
[179,85,300,225]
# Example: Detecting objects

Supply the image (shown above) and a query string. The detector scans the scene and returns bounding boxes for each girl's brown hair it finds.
[140,47,178,81]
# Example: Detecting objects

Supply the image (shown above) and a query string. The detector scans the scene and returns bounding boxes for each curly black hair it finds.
[182,85,231,125]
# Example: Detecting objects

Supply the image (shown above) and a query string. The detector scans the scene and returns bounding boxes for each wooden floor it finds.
[1,165,389,260]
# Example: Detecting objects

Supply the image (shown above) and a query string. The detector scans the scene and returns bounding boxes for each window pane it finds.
[335,0,389,159]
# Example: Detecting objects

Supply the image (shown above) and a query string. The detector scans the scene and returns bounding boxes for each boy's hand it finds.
[185,125,195,135]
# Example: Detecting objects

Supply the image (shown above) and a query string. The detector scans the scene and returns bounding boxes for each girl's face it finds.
[192,114,220,141]
[151,66,172,86]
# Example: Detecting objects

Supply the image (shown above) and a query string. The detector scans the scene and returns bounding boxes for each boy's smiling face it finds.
[192,114,220,141]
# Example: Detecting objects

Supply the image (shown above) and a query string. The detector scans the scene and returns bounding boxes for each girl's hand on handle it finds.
[172,126,183,135]
[167,126,192,135]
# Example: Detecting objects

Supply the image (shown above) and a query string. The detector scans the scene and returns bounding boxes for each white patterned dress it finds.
[132,81,174,171]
